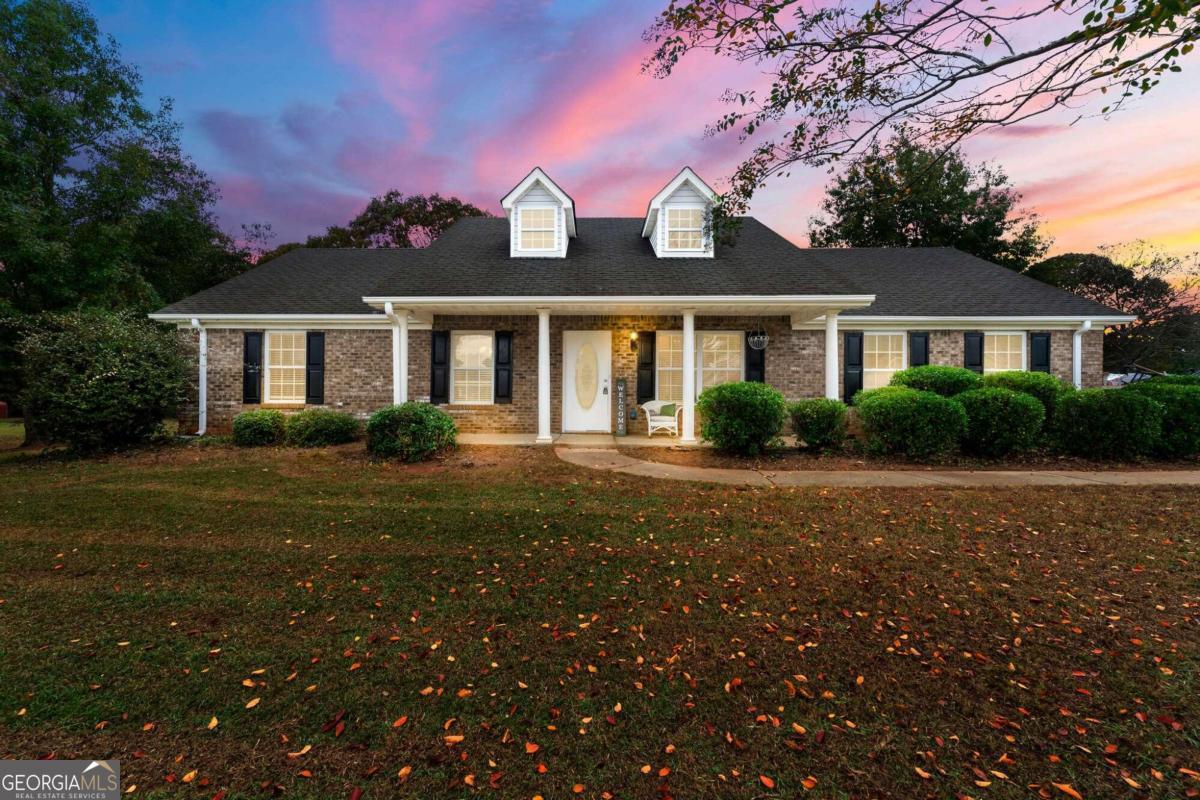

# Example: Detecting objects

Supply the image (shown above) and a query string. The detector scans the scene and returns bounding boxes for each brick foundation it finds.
[180,321,1107,436]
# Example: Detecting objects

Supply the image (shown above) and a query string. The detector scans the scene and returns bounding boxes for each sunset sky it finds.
[90,0,1200,256]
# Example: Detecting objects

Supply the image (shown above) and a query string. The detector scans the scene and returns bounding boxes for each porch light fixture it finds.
[629,331,638,352]
[747,330,769,351]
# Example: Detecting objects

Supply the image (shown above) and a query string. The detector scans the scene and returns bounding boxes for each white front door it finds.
[562,331,612,432]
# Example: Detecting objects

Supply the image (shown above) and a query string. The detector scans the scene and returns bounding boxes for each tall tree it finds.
[0,0,248,315]
[1028,245,1200,372]
[808,133,1049,270]
[645,0,1199,216]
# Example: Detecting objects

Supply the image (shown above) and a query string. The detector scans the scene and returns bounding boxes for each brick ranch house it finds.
[150,167,1132,442]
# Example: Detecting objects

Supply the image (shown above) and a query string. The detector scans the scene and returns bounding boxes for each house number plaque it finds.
[615,378,627,436]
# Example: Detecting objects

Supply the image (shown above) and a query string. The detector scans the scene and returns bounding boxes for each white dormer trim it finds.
[501,167,576,238]
[642,167,717,258]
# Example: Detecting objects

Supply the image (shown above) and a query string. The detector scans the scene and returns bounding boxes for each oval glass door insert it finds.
[575,342,598,410]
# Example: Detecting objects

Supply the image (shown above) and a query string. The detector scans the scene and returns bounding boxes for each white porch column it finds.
[1072,320,1093,389]
[681,308,697,444]
[190,319,207,436]
[824,310,839,400]
[387,303,408,404]
[536,308,552,444]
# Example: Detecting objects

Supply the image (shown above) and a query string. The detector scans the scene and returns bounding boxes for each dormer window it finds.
[501,167,577,258]
[666,207,704,250]
[642,167,717,258]
[520,207,557,251]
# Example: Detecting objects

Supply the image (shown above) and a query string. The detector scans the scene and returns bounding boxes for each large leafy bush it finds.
[788,398,847,450]
[1054,389,1163,460]
[1123,382,1200,458]
[366,403,456,461]
[19,312,188,452]
[1146,374,1200,387]
[695,381,787,456]
[982,370,1071,428]
[232,409,285,446]
[285,409,360,447]
[890,365,982,397]
[956,387,1044,457]
[855,387,966,458]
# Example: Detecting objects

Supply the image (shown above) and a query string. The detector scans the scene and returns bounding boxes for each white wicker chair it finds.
[641,400,682,438]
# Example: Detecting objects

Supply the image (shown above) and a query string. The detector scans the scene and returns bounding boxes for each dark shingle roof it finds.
[153,217,1124,318]
[365,217,863,297]
[811,248,1121,317]
[153,249,402,316]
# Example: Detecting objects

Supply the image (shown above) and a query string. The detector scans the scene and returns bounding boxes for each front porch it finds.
[369,297,873,443]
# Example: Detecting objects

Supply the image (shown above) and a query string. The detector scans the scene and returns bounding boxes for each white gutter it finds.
[361,294,877,311]
[1072,319,1093,389]
[189,318,207,436]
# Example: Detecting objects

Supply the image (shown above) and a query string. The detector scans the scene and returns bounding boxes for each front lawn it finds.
[0,445,1197,799]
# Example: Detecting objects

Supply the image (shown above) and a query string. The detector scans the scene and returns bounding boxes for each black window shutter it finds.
[843,331,863,402]
[964,332,984,373]
[636,331,656,404]
[305,332,325,404]
[430,331,450,404]
[242,331,263,404]
[494,331,513,404]
[909,332,929,367]
[1030,332,1051,373]
[744,332,766,383]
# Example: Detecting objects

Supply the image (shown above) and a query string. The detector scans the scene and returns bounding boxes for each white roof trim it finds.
[642,167,717,238]
[500,167,576,237]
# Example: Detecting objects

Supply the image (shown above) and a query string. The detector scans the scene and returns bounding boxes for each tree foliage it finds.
[645,0,1199,215]
[259,192,490,263]
[1028,244,1200,371]
[0,0,250,316]
[808,133,1049,269]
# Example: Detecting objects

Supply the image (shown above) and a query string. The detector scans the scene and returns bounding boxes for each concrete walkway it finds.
[556,447,1200,488]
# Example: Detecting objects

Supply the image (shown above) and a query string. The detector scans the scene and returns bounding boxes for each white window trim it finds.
[663,204,707,252]
[654,330,745,399]
[517,204,558,252]
[983,330,1027,374]
[862,330,907,390]
[263,330,306,405]
[449,330,495,405]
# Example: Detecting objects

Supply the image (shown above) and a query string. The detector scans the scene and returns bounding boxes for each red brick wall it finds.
[179,321,1107,436]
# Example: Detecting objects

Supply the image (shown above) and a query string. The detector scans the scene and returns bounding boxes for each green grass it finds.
[0,443,1197,799]
[0,419,24,451]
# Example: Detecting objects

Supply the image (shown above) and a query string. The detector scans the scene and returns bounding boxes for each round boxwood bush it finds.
[1123,382,1200,458]
[366,402,456,461]
[982,370,1071,428]
[232,409,286,446]
[19,312,188,453]
[890,365,982,397]
[284,408,360,447]
[855,387,967,459]
[788,398,847,450]
[695,381,787,456]
[956,387,1045,458]
[1053,388,1164,460]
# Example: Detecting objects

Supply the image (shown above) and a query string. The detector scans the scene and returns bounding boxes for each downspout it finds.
[190,318,207,435]
[384,302,401,404]
[1072,319,1093,389]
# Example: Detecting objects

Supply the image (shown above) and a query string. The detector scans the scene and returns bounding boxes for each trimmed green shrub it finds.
[366,402,456,461]
[1146,374,1200,387]
[19,312,188,452]
[982,370,1072,428]
[233,409,285,446]
[696,381,787,456]
[1053,389,1164,460]
[284,409,360,447]
[956,387,1044,458]
[856,387,967,459]
[1123,382,1200,458]
[789,398,847,450]
[890,365,982,397]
